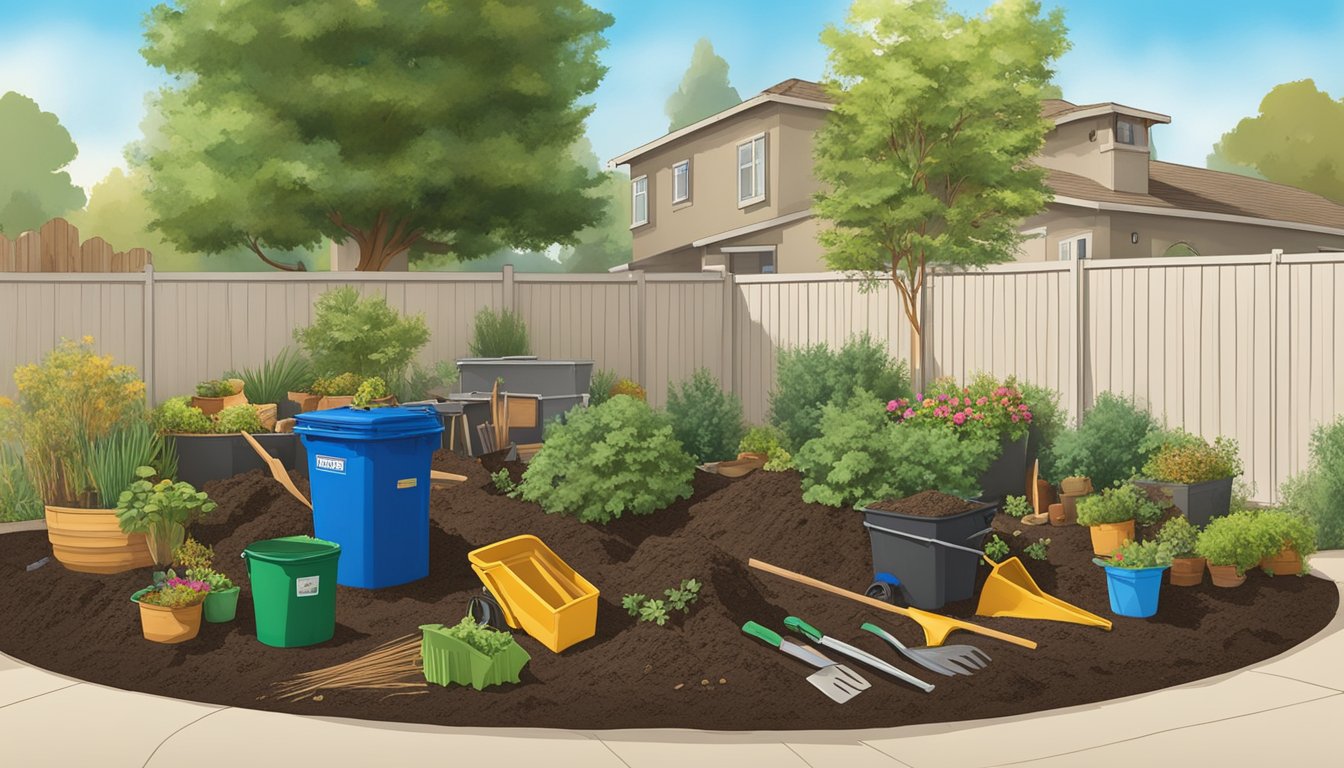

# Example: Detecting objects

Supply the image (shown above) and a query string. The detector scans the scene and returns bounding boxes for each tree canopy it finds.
[665,38,742,132]
[0,92,86,235]
[1207,80,1344,203]
[813,0,1068,377]
[137,0,613,271]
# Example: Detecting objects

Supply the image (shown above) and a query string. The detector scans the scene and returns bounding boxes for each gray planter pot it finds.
[1133,476,1235,528]
[859,498,999,611]
[171,432,298,488]
[456,357,594,398]
[976,434,1029,502]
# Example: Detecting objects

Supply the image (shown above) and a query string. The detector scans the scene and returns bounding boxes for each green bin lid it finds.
[243,535,340,564]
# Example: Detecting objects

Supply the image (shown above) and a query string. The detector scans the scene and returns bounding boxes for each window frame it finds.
[737,133,767,208]
[1116,119,1136,146]
[631,175,649,228]
[1058,232,1092,261]
[672,160,691,205]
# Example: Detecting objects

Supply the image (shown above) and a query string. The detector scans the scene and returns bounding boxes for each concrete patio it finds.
[3,551,1341,767]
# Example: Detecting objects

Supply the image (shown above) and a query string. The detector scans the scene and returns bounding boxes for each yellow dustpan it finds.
[976,556,1112,630]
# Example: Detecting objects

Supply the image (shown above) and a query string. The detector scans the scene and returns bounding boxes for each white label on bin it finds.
[296,576,320,597]
[396,477,417,489]
[314,455,346,474]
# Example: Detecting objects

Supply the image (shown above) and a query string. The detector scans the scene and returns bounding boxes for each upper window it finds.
[631,175,648,227]
[672,160,691,204]
[737,134,766,207]
[1116,119,1136,145]
[1059,233,1090,260]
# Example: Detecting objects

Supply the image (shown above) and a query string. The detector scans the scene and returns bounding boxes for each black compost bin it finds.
[859,497,998,610]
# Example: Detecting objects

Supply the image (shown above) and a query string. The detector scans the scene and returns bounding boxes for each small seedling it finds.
[1025,538,1051,561]
[664,578,702,613]
[639,599,670,626]
[1003,495,1032,518]
[621,593,647,617]
[985,535,1010,563]
[490,469,516,494]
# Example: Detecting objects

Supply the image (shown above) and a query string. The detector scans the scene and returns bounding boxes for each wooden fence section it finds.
[1,251,1342,502]
[0,218,152,273]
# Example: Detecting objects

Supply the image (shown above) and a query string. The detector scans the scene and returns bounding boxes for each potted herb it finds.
[1135,431,1242,527]
[131,573,210,644]
[115,467,217,566]
[1156,516,1205,587]
[1254,510,1317,576]
[175,538,240,623]
[1075,484,1160,556]
[224,347,314,420]
[1093,539,1172,618]
[298,373,396,411]
[154,397,297,487]
[737,425,795,471]
[352,376,392,409]
[1195,511,1274,587]
[190,378,247,416]
[420,616,531,690]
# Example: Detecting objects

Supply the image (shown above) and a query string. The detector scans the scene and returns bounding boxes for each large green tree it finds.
[813,0,1067,382]
[0,92,86,235]
[138,0,613,271]
[561,138,632,272]
[1207,80,1344,203]
[665,38,742,132]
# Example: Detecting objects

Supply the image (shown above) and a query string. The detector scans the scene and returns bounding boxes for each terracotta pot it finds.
[288,391,321,413]
[1170,556,1206,587]
[190,391,247,416]
[132,588,204,644]
[1087,519,1135,557]
[1060,476,1094,496]
[1207,564,1247,588]
[1048,503,1067,526]
[1034,479,1057,515]
[44,505,153,574]
[1259,546,1302,576]
[1058,493,1084,525]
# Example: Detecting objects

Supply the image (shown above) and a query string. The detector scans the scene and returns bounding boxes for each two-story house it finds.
[609,79,1344,273]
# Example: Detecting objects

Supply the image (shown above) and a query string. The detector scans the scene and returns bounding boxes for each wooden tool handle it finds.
[904,607,1039,650]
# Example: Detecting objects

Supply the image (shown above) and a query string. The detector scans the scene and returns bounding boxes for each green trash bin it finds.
[243,535,341,648]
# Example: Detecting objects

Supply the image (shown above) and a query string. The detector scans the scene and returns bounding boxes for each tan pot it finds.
[1170,556,1206,587]
[255,403,278,431]
[1259,546,1302,576]
[190,391,247,416]
[1208,563,1247,588]
[1088,519,1135,557]
[1058,493,1084,525]
[44,505,153,574]
[1060,476,1094,495]
[1047,502,1067,526]
[134,592,204,644]
[288,391,321,412]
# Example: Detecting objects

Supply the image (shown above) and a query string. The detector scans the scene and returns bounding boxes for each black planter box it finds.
[976,434,1029,503]
[171,432,299,488]
[859,497,999,610]
[1133,476,1234,528]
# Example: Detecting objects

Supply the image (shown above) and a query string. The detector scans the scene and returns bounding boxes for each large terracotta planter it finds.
[1259,547,1302,577]
[1208,564,1247,588]
[131,588,203,644]
[44,505,153,574]
[191,391,247,416]
[1170,556,1206,587]
[1087,519,1135,557]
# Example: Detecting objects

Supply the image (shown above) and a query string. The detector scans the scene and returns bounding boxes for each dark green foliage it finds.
[1021,381,1066,464]
[227,347,313,405]
[1024,538,1051,561]
[769,334,911,451]
[468,308,531,358]
[588,369,619,408]
[294,287,430,382]
[1280,415,1344,549]
[1045,392,1159,488]
[195,379,235,398]
[665,368,745,463]
[984,535,1010,563]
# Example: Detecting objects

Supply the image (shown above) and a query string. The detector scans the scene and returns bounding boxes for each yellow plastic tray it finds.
[468,535,599,653]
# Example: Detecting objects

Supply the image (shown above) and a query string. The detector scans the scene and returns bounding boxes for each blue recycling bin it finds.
[293,406,443,589]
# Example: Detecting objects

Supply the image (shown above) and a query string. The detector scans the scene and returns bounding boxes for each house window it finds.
[737,134,766,207]
[1116,119,1136,145]
[631,175,648,227]
[1058,233,1091,260]
[672,160,691,204]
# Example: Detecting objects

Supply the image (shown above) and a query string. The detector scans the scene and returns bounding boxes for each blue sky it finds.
[3,0,1343,192]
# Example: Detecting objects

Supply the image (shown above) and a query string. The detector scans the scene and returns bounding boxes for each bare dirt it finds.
[866,490,986,517]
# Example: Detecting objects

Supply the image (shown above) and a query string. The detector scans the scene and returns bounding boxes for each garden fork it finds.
[860,621,990,676]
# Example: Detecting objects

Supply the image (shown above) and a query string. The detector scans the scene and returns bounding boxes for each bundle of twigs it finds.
[271,634,426,702]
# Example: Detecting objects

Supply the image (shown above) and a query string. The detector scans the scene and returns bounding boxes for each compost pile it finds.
[0,455,1336,731]
[866,490,983,517]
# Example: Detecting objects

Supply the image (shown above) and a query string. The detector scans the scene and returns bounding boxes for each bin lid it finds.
[243,535,340,564]
[294,405,444,439]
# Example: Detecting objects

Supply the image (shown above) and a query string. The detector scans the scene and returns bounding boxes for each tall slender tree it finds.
[665,38,742,132]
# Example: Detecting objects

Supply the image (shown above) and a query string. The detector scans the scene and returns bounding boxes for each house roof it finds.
[762,78,834,103]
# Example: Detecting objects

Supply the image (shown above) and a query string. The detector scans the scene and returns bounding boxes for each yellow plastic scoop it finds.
[976,556,1112,630]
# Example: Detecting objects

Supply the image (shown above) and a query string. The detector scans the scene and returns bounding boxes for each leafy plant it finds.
[1076,484,1161,527]
[1195,510,1276,575]
[738,425,795,471]
[664,579,702,613]
[621,593,647,617]
[665,368,745,463]
[309,372,364,397]
[1278,415,1344,550]
[1253,509,1318,573]
[227,347,314,405]
[467,307,531,358]
[136,580,210,608]
[392,361,458,403]
[0,442,42,522]
[796,393,996,508]
[1024,538,1051,561]
[609,378,646,401]
[84,418,178,508]
[153,397,214,435]
[894,374,1034,442]
[174,538,234,591]
[516,395,695,524]
[1156,516,1200,559]
[1141,431,1243,484]
[490,469,517,495]
[1102,539,1174,569]
[984,535,1010,563]
[588,369,619,408]
[1021,381,1067,464]
[441,616,517,657]
[638,599,670,626]
[768,334,912,451]
[115,467,218,566]
[352,377,390,409]
[1003,495,1032,519]
[214,404,265,434]
[294,287,430,383]
[1045,392,1159,487]
[194,379,236,398]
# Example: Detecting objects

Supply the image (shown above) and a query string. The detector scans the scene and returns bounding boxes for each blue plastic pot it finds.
[1095,559,1168,618]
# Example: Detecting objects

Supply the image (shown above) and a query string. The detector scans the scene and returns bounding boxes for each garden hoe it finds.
[742,621,869,704]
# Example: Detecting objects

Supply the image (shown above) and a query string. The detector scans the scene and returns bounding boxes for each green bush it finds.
[665,368,744,463]
[352,377,390,409]
[226,347,314,405]
[1104,539,1174,568]
[310,372,364,397]
[154,397,214,435]
[0,442,42,522]
[1279,416,1344,550]
[738,425,794,471]
[1045,392,1159,488]
[1141,430,1243,484]
[214,405,265,434]
[1021,381,1067,462]
[392,361,458,403]
[796,393,996,508]
[768,334,912,451]
[294,286,430,382]
[588,369,619,408]
[1195,510,1276,575]
[468,307,531,358]
[195,379,235,398]
[516,395,695,524]
[1002,495,1032,518]
[1156,516,1199,558]
[1076,483,1162,526]
[1253,509,1318,573]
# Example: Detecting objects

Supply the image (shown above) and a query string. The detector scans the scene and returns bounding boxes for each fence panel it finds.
[513,275,640,391]
[1277,257,1344,491]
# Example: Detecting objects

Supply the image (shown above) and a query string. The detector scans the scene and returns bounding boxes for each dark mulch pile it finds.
[866,490,984,517]
[0,455,1336,730]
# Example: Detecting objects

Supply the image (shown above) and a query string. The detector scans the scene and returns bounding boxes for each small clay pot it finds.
[1170,556,1206,587]
[1048,503,1067,526]
[1207,564,1247,588]
[1259,547,1302,577]
[1088,519,1135,557]
[1060,476,1094,496]
[1058,493,1083,525]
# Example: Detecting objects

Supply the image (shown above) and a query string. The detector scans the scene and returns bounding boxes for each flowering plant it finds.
[1096,539,1173,569]
[136,577,210,608]
[887,375,1034,442]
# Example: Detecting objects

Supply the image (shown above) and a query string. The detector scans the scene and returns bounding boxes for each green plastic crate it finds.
[419,623,531,690]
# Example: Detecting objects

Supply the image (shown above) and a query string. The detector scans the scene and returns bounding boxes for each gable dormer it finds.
[1036,101,1172,194]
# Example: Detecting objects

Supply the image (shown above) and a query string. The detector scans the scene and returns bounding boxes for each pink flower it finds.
[973,413,985,420]
[1018,404,1029,411]
[1024,412,1033,421]
[1000,397,1010,406]
[964,407,974,414]
[903,408,915,419]
[952,412,967,425]
[938,394,949,402]
[887,401,898,412]
[1011,413,1020,422]
[976,396,988,406]
[915,393,923,401]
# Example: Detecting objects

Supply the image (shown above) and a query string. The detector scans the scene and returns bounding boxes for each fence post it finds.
[1069,258,1085,427]
[636,269,648,387]
[143,262,156,403]
[1268,249,1282,504]
[501,264,514,312]
[721,270,736,397]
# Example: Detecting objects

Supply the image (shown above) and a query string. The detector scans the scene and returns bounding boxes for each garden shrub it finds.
[904,374,1033,442]
[609,377,646,401]
[214,404,265,434]
[1140,430,1243,484]
[1155,516,1199,558]
[795,393,996,508]
[1020,380,1066,460]
[665,368,744,463]
[294,286,430,383]
[587,368,619,408]
[310,372,364,397]
[0,442,41,522]
[154,397,214,435]
[225,347,313,405]
[195,379,235,398]
[352,376,390,409]
[1075,483,1162,526]
[1195,510,1275,575]
[1045,392,1158,488]
[768,333,912,451]
[1253,509,1318,572]
[738,425,794,471]
[516,395,694,524]
[1279,415,1344,550]
[468,307,531,358]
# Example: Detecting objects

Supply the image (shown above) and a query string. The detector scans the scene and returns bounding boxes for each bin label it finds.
[396,478,417,489]
[314,455,346,474]
[296,576,320,597]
